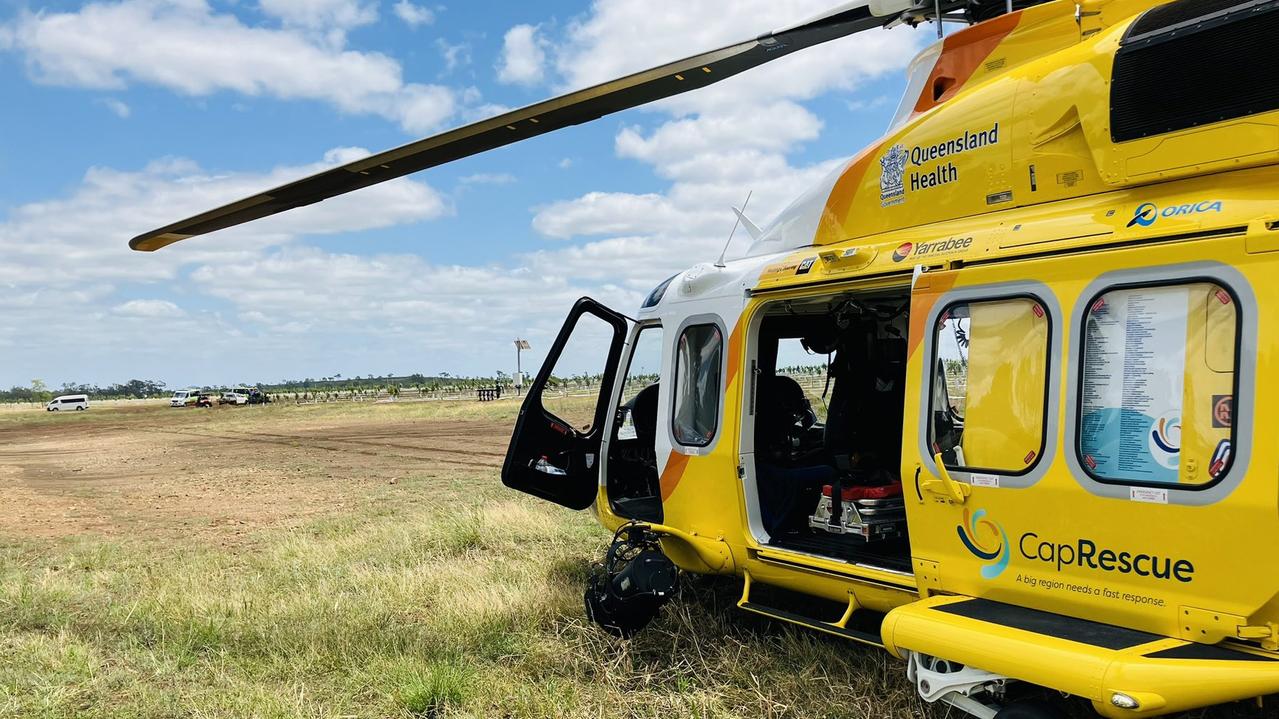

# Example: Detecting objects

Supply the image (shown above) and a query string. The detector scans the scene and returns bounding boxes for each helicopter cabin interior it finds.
[741,286,913,572]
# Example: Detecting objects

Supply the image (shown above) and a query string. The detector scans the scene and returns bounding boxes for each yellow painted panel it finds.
[1181,284,1236,486]
[1124,123,1279,180]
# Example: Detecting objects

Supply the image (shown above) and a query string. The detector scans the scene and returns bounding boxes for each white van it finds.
[169,389,199,408]
[46,394,89,411]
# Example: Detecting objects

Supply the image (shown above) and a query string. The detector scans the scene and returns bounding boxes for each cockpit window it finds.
[643,274,678,309]
[672,323,723,447]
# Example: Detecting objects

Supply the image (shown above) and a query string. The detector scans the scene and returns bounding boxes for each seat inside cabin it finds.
[751,289,913,572]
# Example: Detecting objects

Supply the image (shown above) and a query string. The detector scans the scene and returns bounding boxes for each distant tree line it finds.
[0,378,169,403]
[261,370,627,397]
[6,363,812,405]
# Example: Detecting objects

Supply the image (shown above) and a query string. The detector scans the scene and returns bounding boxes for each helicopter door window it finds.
[930,297,1050,475]
[542,313,617,433]
[614,326,663,442]
[672,323,723,448]
[608,324,664,523]
[1077,282,1239,489]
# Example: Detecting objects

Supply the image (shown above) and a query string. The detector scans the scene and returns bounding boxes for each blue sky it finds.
[0,0,927,389]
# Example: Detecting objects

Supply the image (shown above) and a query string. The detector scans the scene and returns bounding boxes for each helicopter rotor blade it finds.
[130,3,890,251]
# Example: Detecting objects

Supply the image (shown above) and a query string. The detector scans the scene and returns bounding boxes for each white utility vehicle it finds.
[46,394,89,411]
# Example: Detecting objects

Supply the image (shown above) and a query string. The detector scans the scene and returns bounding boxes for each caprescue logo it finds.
[1018,534,1195,582]
[957,508,1010,579]
[960,512,1199,583]
[891,242,913,262]
[1126,200,1223,228]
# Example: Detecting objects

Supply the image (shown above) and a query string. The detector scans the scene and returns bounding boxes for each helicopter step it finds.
[883,595,1279,718]
[736,571,884,648]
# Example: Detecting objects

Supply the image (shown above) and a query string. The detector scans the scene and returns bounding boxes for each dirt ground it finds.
[0,402,513,545]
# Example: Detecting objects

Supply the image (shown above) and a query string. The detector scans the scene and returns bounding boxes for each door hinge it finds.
[1238,623,1279,651]
[1178,606,1274,645]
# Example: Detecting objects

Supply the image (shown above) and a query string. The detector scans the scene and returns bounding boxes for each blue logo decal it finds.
[1127,202,1158,228]
[957,508,1010,580]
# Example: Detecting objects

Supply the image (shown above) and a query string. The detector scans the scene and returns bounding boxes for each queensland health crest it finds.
[957,508,1010,579]
[879,144,908,207]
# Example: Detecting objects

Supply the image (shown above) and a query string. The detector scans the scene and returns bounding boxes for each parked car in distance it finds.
[169,389,200,407]
[220,390,248,406]
[241,387,270,405]
[46,394,89,411]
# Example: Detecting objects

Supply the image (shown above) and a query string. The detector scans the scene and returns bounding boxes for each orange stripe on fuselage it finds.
[660,324,739,504]
[912,11,1022,116]
[908,272,959,359]
[659,450,691,502]
[815,13,1022,247]
[725,321,744,388]
[814,142,884,246]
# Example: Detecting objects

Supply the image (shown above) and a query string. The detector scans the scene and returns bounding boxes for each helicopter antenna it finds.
[715,190,752,268]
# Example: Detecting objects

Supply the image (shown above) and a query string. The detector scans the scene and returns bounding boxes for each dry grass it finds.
[0,400,1265,718]
[0,483,926,718]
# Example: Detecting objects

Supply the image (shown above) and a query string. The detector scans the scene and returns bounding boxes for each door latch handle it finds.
[919,454,970,504]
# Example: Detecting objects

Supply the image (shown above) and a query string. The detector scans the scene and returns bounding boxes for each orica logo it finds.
[957,508,1010,580]
[1127,202,1158,228]
[1126,200,1223,228]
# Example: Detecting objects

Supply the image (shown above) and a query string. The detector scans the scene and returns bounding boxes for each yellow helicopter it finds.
[133,0,1279,715]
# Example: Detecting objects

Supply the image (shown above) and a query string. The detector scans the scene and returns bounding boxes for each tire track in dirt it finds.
[130,426,505,470]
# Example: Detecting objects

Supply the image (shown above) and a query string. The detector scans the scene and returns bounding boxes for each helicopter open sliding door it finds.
[502,298,630,510]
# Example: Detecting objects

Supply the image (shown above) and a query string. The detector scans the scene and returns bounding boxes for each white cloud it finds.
[1,0,457,133]
[614,100,823,176]
[0,148,462,386]
[519,1,925,286]
[534,192,680,240]
[258,0,377,35]
[436,39,471,72]
[112,299,185,318]
[555,0,921,114]
[393,0,435,28]
[0,148,449,286]
[460,172,516,185]
[497,24,547,87]
[100,97,131,118]
[183,245,642,378]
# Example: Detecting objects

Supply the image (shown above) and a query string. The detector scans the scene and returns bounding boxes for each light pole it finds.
[514,339,530,395]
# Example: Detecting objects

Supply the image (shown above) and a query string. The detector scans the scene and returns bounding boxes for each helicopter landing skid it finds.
[907,652,1008,719]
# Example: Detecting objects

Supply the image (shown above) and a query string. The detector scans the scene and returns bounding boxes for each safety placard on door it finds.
[1079,286,1188,484]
